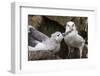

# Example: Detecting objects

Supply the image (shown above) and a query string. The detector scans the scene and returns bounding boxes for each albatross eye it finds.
[72,24,74,27]
[67,24,69,27]
[57,34,60,36]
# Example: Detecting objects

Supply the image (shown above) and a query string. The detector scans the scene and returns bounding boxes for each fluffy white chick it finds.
[63,21,85,58]
[29,31,63,54]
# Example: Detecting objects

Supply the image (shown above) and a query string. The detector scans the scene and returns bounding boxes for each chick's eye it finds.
[67,24,69,27]
[57,34,60,36]
[72,24,74,27]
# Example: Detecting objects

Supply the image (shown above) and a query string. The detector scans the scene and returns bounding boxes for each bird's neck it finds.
[50,37,61,44]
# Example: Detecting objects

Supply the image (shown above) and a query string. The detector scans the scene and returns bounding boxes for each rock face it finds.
[28,15,88,60]
[28,51,61,60]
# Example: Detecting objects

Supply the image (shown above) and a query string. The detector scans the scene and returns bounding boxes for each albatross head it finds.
[65,21,76,32]
[51,32,63,43]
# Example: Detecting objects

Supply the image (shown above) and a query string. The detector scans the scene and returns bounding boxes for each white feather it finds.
[64,21,85,58]
[29,31,63,54]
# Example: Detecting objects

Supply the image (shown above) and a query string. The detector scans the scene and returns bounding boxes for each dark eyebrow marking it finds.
[67,24,69,27]
[57,34,60,36]
[72,24,74,27]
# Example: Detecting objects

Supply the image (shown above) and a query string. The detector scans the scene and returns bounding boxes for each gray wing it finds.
[28,35,40,47]
[28,25,49,42]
